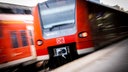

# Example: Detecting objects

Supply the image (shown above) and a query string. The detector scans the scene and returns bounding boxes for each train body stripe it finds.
[77,47,94,55]
[0,20,25,24]
[36,55,49,61]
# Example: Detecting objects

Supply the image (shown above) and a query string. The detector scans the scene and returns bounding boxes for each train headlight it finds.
[37,40,43,46]
[79,32,88,38]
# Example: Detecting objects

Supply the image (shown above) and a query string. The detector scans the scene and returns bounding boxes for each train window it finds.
[12,8,31,14]
[29,30,32,36]
[0,7,31,14]
[29,30,34,45]
[30,38,34,45]
[20,30,28,46]
[10,31,19,48]
[0,7,13,14]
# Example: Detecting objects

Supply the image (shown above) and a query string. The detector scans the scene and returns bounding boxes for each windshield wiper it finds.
[45,2,49,8]
[49,23,71,31]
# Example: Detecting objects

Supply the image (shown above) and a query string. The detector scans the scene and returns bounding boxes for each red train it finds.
[0,3,36,69]
[33,0,94,66]
[33,0,128,68]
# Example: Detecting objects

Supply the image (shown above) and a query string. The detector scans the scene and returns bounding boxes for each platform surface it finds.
[52,38,128,72]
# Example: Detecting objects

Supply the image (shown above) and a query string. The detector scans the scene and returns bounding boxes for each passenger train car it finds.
[87,1,128,49]
[33,0,128,68]
[0,3,35,70]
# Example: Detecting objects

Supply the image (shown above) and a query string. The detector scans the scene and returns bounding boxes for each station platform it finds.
[52,38,128,72]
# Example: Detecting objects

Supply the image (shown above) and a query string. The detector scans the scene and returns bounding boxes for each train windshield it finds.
[38,0,76,39]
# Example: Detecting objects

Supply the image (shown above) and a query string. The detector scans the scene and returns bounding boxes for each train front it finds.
[34,0,94,64]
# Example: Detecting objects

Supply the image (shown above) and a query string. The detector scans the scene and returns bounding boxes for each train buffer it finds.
[51,38,128,72]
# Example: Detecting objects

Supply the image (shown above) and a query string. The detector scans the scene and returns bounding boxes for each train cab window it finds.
[39,0,75,31]
[38,0,76,39]
[20,30,28,46]
[10,31,19,48]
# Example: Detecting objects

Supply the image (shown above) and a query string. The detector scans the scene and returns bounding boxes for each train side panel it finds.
[76,0,94,55]
[33,6,49,60]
